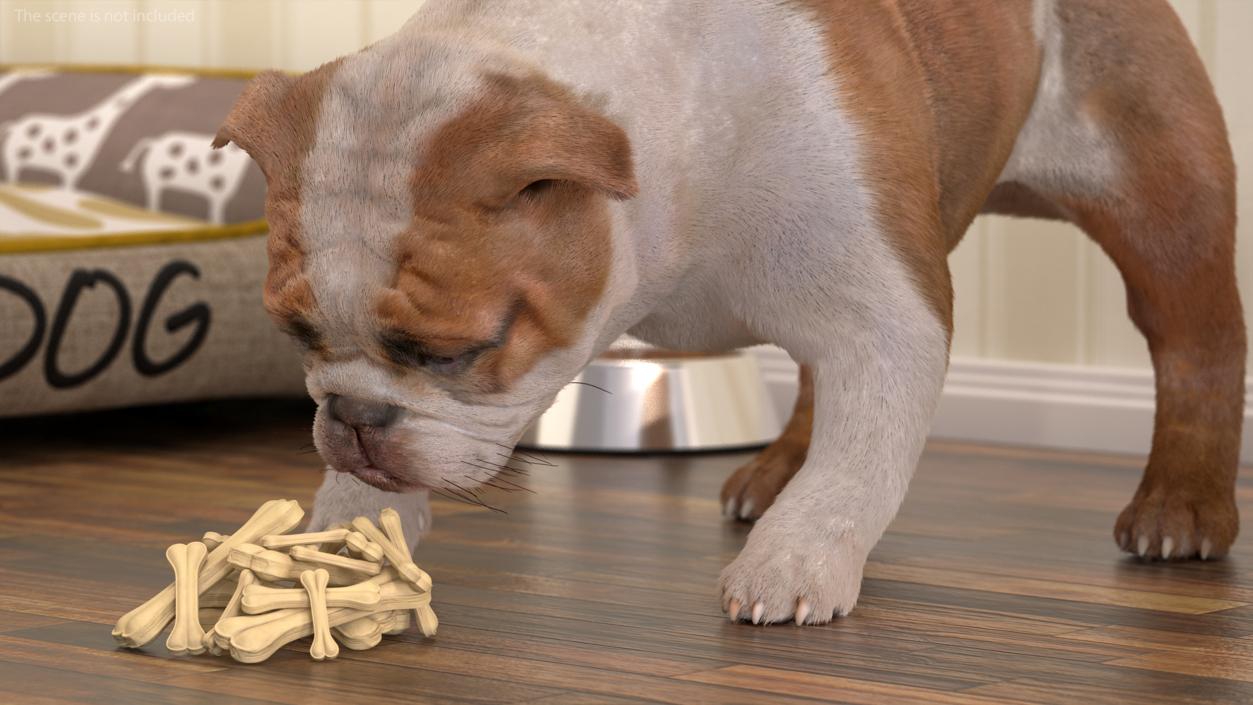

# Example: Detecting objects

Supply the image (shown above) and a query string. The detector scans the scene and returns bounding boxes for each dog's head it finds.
[214,43,637,493]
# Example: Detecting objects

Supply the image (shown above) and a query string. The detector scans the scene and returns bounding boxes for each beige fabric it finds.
[0,67,303,417]
[0,234,305,417]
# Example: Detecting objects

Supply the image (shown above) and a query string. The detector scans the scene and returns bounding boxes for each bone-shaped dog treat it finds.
[219,575,431,663]
[301,569,339,661]
[288,545,381,576]
[201,531,230,550]
[114,500,436,663]
[203,569,254,656]
[113,499,304,647]
[352,515,431,591]
[381,610,410,636]
[380,507,437,634]
[360,606,415,633]
[166,542,208,655]
[226,543,292,581]
[413,604,439,637]
[241,578,381,613]
[333,614,384,650]
[344,531,385,562]
[212,569,393,646]
[228,543,365,585]
[260,529,349,550]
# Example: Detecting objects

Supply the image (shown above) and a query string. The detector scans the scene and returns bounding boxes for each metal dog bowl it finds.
[518,345,782,453]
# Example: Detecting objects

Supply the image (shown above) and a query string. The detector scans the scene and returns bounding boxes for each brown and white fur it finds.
[215,0,1243,625]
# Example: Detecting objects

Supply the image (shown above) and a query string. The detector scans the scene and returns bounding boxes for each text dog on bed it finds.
[214,0,1242,624]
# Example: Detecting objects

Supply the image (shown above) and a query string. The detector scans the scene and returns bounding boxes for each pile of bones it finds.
[112,499,437,663]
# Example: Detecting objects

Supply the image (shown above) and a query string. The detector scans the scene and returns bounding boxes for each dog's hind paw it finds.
[720,518,866,625]
[720,440,806,522]
[1114,486,1238,561]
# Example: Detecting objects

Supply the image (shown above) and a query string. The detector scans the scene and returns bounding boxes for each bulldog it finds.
[214,0,1242,625]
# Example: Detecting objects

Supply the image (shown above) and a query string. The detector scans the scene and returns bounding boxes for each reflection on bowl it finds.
[519,349,782,453]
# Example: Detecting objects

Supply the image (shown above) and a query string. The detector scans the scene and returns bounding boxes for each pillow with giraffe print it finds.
[0,67,265,238]
[0,67,304,418]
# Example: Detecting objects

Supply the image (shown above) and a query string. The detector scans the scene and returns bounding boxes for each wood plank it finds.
[0,609,66,633]
[864,562,1246,614]
[967,677,1250,705]
[676,664,1034,705]
[1107,652,1253,685]
[2,399,1252,704]
[1060,624,1253,658]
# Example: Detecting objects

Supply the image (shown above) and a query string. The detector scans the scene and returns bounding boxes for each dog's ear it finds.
[212,70,294,176]
[449,74,638,206]
[506,96,639,202]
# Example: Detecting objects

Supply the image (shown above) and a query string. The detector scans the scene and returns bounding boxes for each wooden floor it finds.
[1,399,1252,704]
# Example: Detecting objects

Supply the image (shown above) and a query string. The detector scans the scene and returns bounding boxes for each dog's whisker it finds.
[476,457,533,475]
[565,380,612,395]
[463,460,537,492]
[461,463,534,495]
[440,481,482,504]
[431,487,475,508]
[446,479,481,498]
[493,443,556,467]
[446,479,507,514]
[435,484,480,506]
[449,486,505,514]
[487,476,534,494]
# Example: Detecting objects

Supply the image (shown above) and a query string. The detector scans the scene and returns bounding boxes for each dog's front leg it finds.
[307,470,431,553]
[720,313,949,625]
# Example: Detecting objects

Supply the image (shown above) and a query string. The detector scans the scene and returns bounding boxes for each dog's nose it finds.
[326,394,400,429]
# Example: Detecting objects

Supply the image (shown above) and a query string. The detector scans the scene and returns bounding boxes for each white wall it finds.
[3,0,1251,454]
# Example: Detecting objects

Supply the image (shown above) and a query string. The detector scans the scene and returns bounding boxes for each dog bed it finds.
[0,65,304,417]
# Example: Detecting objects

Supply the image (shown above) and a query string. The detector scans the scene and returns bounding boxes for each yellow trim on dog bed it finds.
[0,219,269,254]
[0,62,267,79]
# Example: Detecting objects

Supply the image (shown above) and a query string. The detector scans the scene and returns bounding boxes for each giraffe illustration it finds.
[0,74,196,188]
[120,131,253,224]
[0,69,51,97]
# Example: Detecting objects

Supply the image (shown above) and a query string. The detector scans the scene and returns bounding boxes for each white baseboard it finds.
[753,347,1253,462]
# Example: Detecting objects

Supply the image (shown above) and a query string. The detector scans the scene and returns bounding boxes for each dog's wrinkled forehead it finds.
[215,37,636,392]
[288,45,482,345]
[216,40,494,339]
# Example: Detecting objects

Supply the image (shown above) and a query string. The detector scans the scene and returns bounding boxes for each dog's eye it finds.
[518,179,558,199]
[379,332,486,374]
[280,317,322,351]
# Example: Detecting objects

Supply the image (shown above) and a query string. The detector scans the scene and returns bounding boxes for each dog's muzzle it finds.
[318,394,413,491]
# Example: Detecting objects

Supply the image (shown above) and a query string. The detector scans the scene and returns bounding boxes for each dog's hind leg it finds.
[985,0,1243,560]
[720,365,812,521]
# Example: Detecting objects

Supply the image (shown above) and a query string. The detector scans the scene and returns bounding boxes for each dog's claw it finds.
[751,602,764,625]
[723,498,736,519]
[1201,538,1213,560]
[1161,536,1174,559]
[727,599,742,621]
[738,499,755,521]
[795,599,811,625]
[1137,534,1149,558]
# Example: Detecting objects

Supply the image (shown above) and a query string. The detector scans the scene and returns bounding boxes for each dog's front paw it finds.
[308,470,431,552]
[1114,482,1238,560]
[719,518,866,625]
